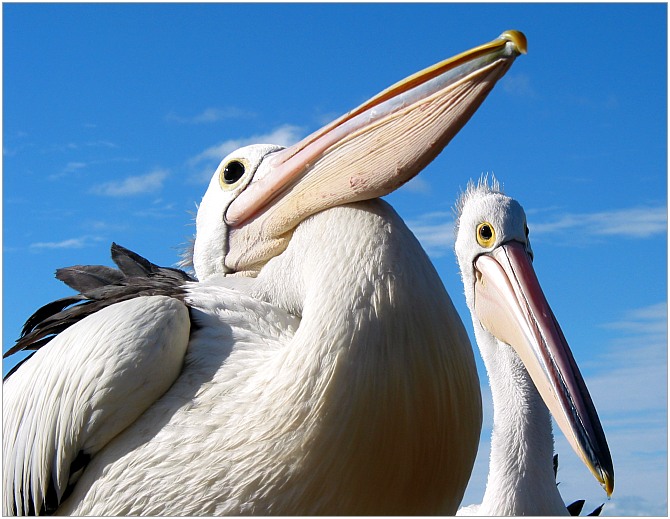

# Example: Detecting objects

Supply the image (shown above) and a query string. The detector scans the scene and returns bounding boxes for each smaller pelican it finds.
[454,179,613,516]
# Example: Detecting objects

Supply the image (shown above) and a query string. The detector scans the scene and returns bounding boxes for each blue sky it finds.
[2,3,667,516]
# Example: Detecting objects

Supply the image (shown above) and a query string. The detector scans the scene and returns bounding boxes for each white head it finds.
[454,178,532,310]
[193,144,285,280]
[453,177,614,497]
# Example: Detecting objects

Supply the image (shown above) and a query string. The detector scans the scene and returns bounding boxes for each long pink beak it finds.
[474,241,614,496]
[225,31,527,237]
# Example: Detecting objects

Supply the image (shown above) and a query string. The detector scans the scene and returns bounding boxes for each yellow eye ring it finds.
[476,222,496,248]
[218,158,250,190]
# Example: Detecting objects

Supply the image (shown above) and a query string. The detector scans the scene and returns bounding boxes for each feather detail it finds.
[4,244,195,368]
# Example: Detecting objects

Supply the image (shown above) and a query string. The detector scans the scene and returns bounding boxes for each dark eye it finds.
[476,222,496,247]
[222,160,246,185]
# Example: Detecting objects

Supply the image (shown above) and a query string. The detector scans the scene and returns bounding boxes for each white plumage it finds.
[3,296,191,514]
[45,201,479,515]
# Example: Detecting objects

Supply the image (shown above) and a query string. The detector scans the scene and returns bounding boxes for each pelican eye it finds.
[219,159,249,190]
[476,222,496,248]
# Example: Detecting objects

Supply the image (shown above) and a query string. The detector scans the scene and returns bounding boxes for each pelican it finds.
[3,32,525,515]
[453,179,614,515]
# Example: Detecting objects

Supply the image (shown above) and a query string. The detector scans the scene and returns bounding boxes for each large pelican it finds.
[3,32,525,515]
[454,179,614,515]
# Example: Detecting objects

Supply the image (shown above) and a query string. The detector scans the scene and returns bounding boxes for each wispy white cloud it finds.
[530,206,667,240]
[588,303,667,412]
[85,140,117,149]
[187,124,304,183]
[600,302,667,352]
[399,176,432,195]
[42,140,118,154]
[564,92,621,112]
[3,131,35,157]
[30,238,88,250]
[84,219,129,232]
[132,199,179,219]
[406,211,455,258]
[90,169,169,197]
[49,161,90,180]
[166,107,254,124]
[189,124,303,164]
[29,235,104,250]
[49,157,140,181]
[502,72,537,98]
[63,161,88,173]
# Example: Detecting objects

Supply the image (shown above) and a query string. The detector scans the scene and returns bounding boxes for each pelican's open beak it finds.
[473,241,614,496]
[226,31,526,236]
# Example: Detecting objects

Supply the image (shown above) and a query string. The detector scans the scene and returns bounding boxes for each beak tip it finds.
[501,30,528,55]
[604,473,614,497]
[595,462,614,497]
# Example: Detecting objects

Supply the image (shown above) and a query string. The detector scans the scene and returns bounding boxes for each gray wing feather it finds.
[4,243,196,371]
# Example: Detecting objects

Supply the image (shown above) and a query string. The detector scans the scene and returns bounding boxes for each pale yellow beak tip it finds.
[604,473,615,497]
[501,30,528,55]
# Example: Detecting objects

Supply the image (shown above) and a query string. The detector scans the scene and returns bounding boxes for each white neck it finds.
[473,322,568,515]
[246,200,482,514]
